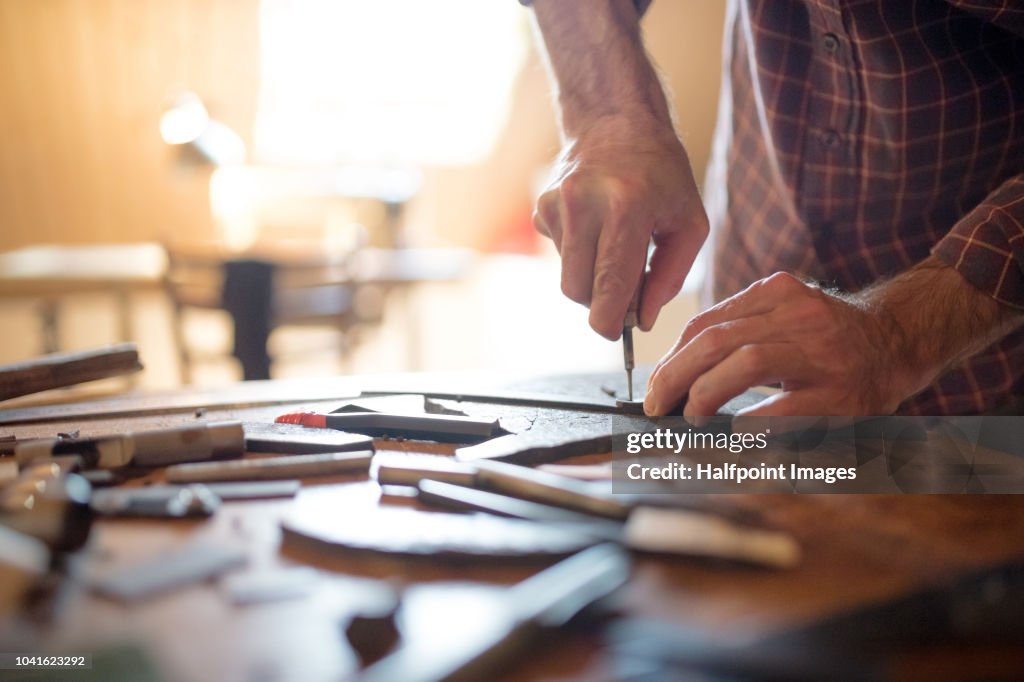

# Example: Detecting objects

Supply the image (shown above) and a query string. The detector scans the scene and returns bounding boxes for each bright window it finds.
[255,0,529,167]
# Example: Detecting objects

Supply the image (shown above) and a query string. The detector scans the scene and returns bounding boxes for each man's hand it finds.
[534,117,707,339]
[644,273,910,419]
[644,259,1024,418]
[529,0,708,339]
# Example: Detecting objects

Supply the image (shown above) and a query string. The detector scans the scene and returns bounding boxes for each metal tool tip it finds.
[627,369,634,401]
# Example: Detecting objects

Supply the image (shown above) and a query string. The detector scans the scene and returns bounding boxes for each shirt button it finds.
[820,130,841,149]
[822,33,840,54]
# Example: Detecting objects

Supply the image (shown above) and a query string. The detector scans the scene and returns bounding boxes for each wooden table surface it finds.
[4,374,1024,681]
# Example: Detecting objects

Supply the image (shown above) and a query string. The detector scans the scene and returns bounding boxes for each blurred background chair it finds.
[163,238,474,384]
[164,240,371,383]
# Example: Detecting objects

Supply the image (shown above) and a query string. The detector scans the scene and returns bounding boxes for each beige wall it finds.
[0,1,723,254]
[0,0,260,251]
[645,1,727,184]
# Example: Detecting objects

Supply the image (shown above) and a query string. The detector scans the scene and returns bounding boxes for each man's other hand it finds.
[533,116,708,340]
[643,272,916,419]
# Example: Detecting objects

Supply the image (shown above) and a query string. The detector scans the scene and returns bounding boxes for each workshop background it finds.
[0,0,725,390]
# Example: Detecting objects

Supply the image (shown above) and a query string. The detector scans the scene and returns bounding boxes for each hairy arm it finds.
[644,256,1024,418]
[529,0,708,338]
[532,0,670,135]
[864,256,1024,404]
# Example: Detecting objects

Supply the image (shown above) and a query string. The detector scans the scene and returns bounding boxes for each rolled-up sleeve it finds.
[932,174,1024,309]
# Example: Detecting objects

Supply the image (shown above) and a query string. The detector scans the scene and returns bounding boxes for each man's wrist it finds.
[563,111,679,155]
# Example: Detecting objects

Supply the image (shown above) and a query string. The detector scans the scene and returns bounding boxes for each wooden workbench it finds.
[4,373,1024,681]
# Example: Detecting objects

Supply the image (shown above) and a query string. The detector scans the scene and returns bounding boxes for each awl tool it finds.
[623,281,642,401]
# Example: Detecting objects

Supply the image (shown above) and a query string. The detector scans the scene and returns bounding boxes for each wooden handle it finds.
[0,343,143,402]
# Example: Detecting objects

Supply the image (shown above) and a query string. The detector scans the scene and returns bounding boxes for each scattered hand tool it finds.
[473,459,631,519]
[376,456,630,519]
[166,450,373,483]
[417,479,623,536]
[15,421,245,469]
[358,544,630,682]
[243,421,373,454]
[90,485,219,518]
[417,479,799,569]
[90,542,247,603]
[622,277,644,401]
[276,411,505,443]
[0,343,142,402]
[378,456,798,568]
[91,483,300,514]
[375,454,477,488]
[192,481,300,500]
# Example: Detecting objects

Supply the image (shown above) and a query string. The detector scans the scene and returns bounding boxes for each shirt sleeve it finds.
[932,174,1024,309]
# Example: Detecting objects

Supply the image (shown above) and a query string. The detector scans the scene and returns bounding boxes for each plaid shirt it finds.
[697,0,1024,415]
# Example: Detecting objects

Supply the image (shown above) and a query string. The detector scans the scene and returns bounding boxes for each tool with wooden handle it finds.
[0,344,142,402]
[16,421,245,469]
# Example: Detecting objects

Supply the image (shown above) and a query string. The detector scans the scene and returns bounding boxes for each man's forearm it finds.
[531,0,671,137]
[527,0,710,339]
[860,256,1024,400]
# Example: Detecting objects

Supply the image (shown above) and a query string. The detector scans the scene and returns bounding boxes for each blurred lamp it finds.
[161,91,246,166]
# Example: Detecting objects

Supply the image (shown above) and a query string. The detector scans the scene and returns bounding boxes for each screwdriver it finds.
[622,282,642,401]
